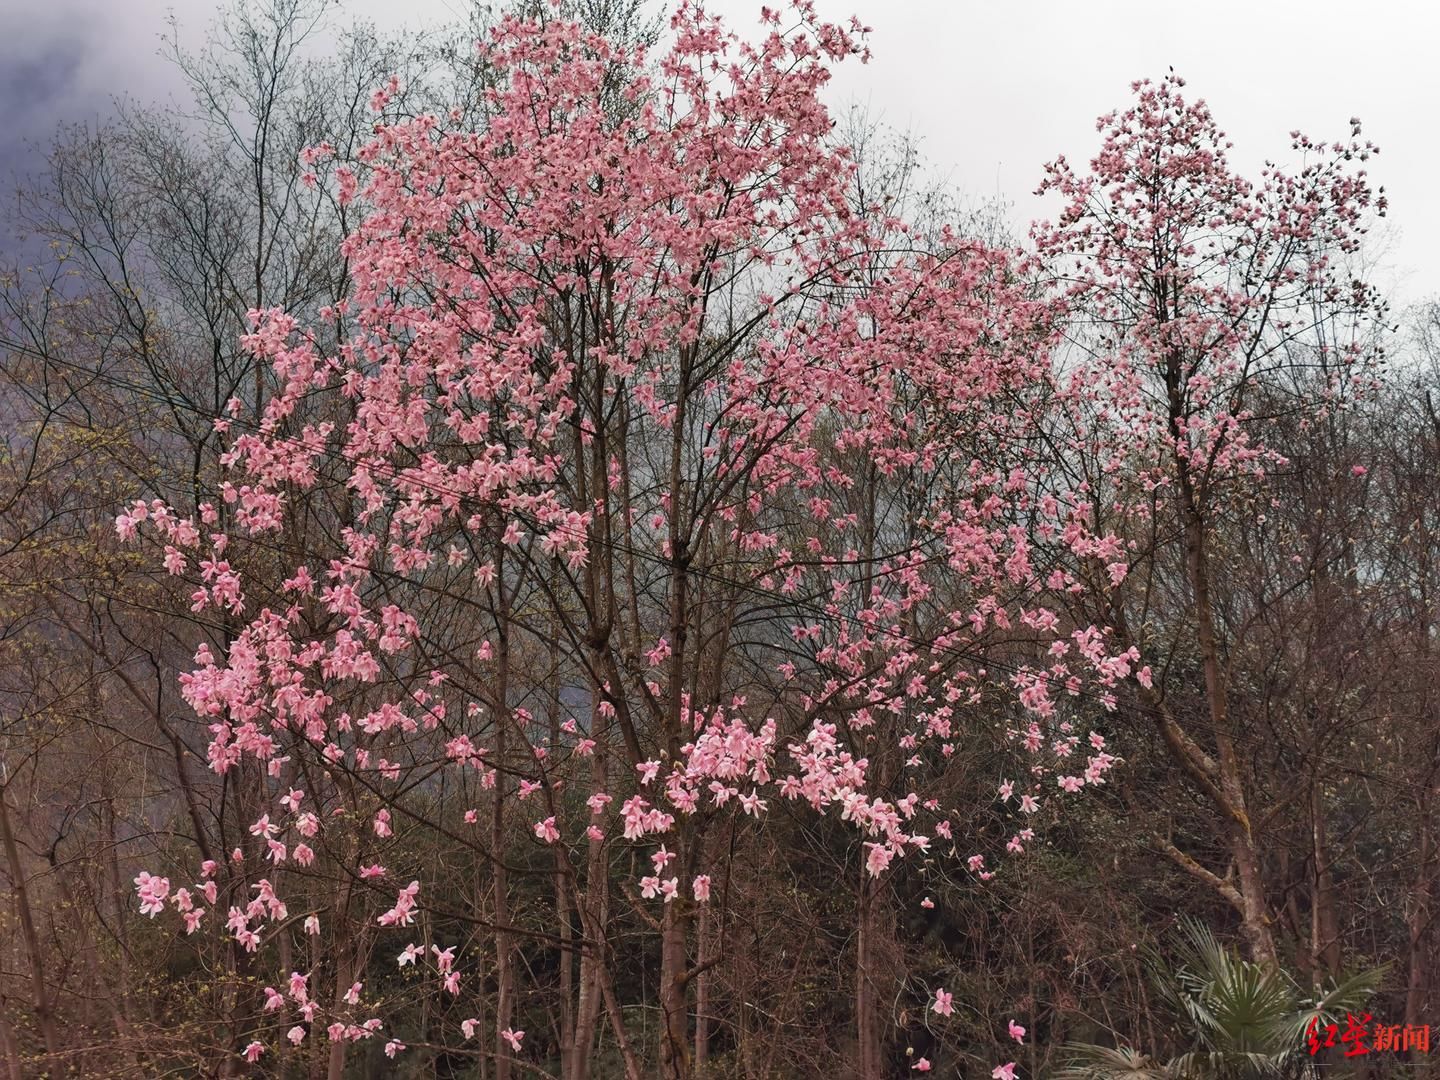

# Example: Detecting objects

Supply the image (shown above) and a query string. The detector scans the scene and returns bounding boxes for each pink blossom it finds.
[134,872,170,917]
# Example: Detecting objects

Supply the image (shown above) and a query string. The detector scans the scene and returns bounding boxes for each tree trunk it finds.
[855,869,881,1080]
[659,904,691,1080]
[0,776,61,1064]
[493,570,515,1080]
[0,1005,21,1080]
[570,663,611,1080]
[694,902,710,1072]
[1405,802,1434,1054]
[1167,356,1277,967]
[1311,781,1342,978]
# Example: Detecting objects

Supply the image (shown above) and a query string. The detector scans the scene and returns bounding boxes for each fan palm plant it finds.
[1056,918,1387,1080]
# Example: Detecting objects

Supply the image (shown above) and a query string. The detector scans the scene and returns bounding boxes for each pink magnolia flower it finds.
[993,1064,1018,1080]
[377,881,419,926]
[1008,1019,1027,1043]
[932,988,954,1017]
[242,1041,264,1063]
[865,843,894,877]
[501,1028,525,1053]
[913,1059,932,1072]
[535,817,560,844]
[693,875,712,902]
[134,871,170,917]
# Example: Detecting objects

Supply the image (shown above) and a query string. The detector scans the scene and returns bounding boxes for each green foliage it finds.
[1057,918,1386,1080]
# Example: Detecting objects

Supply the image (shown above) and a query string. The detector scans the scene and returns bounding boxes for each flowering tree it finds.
[1031,74,1387,967]
[120,4,1131,1077]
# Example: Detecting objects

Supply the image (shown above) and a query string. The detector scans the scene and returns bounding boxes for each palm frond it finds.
[1270,963,1389,1049]
[1055,1042,1175,1080]
[1066,919,1384,1080]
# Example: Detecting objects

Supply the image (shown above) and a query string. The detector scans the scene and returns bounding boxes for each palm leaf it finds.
[1060,919,1385,1080]
[1055,1043,1175,1080]
[1269,963,1389,1050]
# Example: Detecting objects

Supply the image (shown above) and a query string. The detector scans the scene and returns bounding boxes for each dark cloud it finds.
[0,0,195,182]
[0,41,86,117]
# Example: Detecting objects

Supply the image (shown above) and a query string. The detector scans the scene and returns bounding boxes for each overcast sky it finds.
[4,0,1436,306]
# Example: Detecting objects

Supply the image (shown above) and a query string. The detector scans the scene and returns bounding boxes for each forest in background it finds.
[0,1,1437,1077]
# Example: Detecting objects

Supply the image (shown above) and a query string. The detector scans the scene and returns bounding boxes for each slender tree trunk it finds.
[856,869,881,1080]
[493,602,514,1080]
[659,904,691,1080]
[0,776,61,1064]
[660,379,693,1080]
[494,786,513,1080]
[694,902,710,1072]
[550,640,577,1080]
[570,661,611,1080]
[1405,804,1434,1044]
[599,960,645,1080]
[570,867,605,1080]
[0,1004,21,1080]
[1311,781,1342,978]
[1167,357,1277,967]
